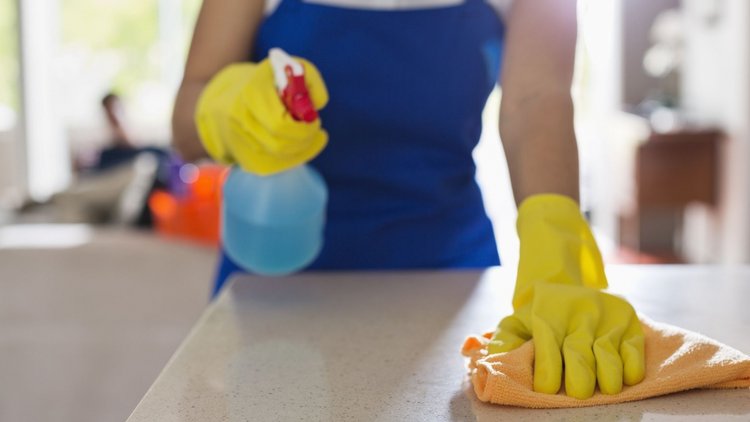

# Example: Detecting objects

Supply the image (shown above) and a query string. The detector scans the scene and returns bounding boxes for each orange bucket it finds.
[148,164,228,247]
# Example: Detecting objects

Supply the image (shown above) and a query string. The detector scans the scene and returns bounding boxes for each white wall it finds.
[576,0,626,251]
[621,0,681,107]
[0,128,25,208]
[17,0,71,201]
[682,0,750,263]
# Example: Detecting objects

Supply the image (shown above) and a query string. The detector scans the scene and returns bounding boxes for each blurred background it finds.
[0,0,746,421]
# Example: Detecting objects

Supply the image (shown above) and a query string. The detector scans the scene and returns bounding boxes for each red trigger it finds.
[280,64,318,123]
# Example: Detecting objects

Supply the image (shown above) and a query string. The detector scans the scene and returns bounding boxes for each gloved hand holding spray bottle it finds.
[195,48,329,275]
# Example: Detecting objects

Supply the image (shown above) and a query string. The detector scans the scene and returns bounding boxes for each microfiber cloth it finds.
[461,317,750,408]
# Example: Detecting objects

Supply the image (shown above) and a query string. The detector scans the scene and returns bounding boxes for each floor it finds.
[0,226,215,422]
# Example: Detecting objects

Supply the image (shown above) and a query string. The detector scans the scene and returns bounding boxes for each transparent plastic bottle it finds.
[222,164,327,275]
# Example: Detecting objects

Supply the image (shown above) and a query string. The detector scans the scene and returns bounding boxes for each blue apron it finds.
[214,0,505,296]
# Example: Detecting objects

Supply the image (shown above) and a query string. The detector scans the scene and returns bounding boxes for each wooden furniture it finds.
[128,267,750,421]
[619,129,722,262]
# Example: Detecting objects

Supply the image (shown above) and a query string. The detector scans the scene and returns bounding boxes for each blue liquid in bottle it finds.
[222,165,327,275]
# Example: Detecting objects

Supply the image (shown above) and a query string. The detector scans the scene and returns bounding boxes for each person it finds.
[85,93,142,171]
[68,93,131,173]
[172,0,646,399]
[91,93,173,172]
[59,92,171,226]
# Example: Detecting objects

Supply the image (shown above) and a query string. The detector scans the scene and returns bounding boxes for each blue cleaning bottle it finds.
[222,165,327,275]
[222,48,327,275]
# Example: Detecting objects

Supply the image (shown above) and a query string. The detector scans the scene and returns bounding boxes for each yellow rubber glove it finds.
[489,194,645,399]
[195,58,329,176]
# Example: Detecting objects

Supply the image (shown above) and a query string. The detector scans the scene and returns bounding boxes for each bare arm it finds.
[172,0,265,161]
[499,0,579,204]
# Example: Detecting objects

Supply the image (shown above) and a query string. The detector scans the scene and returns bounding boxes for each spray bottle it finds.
[221,48,328,275]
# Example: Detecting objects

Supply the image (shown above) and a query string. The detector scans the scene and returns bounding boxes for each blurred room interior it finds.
[1,0,748,420]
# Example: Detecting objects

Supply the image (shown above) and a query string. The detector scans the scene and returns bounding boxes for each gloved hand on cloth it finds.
[488,194,646,399]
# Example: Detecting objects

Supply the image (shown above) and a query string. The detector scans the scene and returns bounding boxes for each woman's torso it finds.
[248,0,506,270]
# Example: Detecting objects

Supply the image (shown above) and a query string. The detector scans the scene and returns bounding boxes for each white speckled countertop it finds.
[128,266,750,421]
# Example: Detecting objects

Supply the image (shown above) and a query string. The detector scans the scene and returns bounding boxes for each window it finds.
[59,0,202,144]
[0,0,19,130]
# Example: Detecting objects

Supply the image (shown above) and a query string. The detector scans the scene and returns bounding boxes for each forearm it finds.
[172,0,264,162]
[499,90,579,204]
[498,0,579,205]
[172,81,210,162]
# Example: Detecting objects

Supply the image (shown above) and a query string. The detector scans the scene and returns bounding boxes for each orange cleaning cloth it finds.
[461,317,750,408]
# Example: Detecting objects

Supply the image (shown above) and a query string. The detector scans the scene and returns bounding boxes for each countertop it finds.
[127,266,750,421]
[0,226,214,422]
